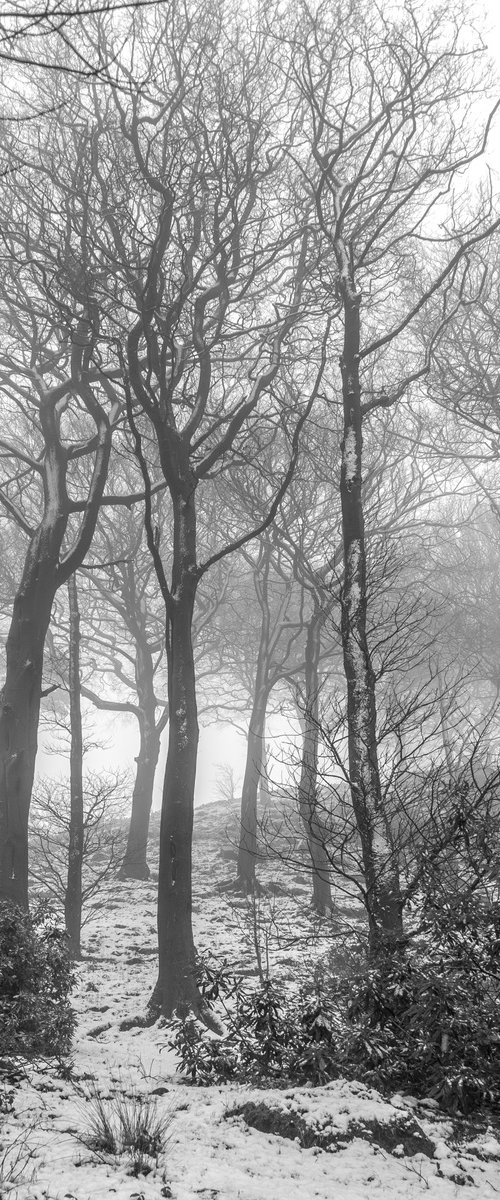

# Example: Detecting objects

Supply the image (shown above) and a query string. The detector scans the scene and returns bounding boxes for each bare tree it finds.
[284,0,500,951]
[234,532,307,893]
[78,499,229,880]
[77,505,169,880]
[8,3,328,1018]
[0,0,172,82]
[30,771,128,927]
[0,338,120,908]
[296,597,334,916]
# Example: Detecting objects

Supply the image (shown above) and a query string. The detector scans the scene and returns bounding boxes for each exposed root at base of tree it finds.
[117,864,151,882]
[217,878,264,897]
[147,988,224,1035]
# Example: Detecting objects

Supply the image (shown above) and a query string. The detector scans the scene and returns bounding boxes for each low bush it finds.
[169,961,339,1087]
[171,897,500,1114]
[340,896,500,1114]
[0,900,74,1058]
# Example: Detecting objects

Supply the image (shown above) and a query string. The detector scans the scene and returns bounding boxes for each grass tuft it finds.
[78,1080,176,1175]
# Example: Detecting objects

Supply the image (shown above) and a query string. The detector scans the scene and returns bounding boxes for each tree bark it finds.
[149,486,217,1024]
[437,670,455,774]
[118,630,163,881]
[298,602,333,915]
[236,685,268,893]
[0,488,66,907]
[119,717,161,881]
[0,573,55,909]
[338,263,403,953]
[0,370,113,909]
[151,594,198,1017]
[235,544,274,894]
[258,735,272,810]
[65,574,84,957]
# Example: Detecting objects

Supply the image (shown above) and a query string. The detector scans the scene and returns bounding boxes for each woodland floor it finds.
[2,798,500,1200]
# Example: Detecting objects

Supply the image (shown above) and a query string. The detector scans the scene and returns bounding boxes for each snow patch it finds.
[5,821,499,1200]
[343,426,358,485]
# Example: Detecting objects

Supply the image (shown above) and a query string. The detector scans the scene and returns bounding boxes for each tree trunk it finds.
[235,544,273,894]
[338,267,403,953]
[0,381,112,911]
[258,735,272,810]
[236,686,268,892]
[298,603,333,915]
[437,671,455,774]
[0,523,64,908]
[150,487,217,1025]
[119,718,161,880]
[65,574,84,957]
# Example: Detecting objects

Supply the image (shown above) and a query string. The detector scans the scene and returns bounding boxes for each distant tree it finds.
[30,771,128,931]
[28,574,129,940]
[235,532,306,894]
[79,500,230,880]
[77,504,169,881]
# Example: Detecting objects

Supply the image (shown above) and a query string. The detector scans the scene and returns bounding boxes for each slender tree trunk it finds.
[236,545,273,894]
[437,671,455,774]
[258,735,272,809]
[65,574,84,957]
[440,698,455,774]
[338,266,403,953]
[236,685,268,892]
[0,524,64,908]
[119,717,161,880]
[298,603,333,915]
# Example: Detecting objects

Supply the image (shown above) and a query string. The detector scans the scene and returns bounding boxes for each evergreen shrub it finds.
[340,895,500,1114]
[171,896,500,1113]
[0,900,74,1058]
[169,960,338,1087]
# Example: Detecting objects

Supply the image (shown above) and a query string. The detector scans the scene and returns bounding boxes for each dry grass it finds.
[78,1080,176,1175]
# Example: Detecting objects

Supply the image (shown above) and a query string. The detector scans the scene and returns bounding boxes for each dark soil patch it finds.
[228,1100,436,1158]
[448,1112,500,1159]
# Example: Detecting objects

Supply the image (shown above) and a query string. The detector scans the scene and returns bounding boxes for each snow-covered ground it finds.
[2,800,500,1199]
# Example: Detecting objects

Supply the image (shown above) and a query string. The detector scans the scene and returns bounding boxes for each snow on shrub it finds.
[340,895,500,1114]
[0,900,74,1058]
[169,961,338,1088]
[170,896,500,1114]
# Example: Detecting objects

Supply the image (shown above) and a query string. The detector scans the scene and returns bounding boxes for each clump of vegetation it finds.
[79,1082,175,1177]
[340,896,500,1114]
[0,1128,36,1195]
[0,900,74,1058]
[171,896,500,1115]
[169,959,338,1088]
